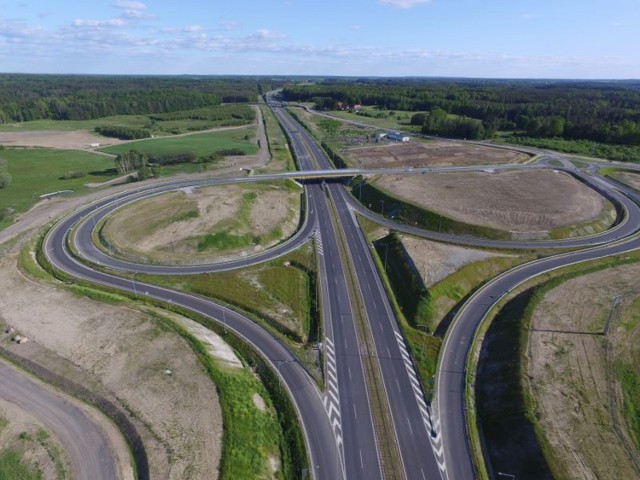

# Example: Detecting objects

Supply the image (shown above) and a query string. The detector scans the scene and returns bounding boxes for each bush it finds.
[0,171,11,188]
[60,171,86,180]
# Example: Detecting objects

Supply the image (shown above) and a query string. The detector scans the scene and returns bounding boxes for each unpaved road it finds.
[0,359,118,479]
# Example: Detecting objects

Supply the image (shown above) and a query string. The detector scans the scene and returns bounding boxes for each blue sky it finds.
[0,0,638,78]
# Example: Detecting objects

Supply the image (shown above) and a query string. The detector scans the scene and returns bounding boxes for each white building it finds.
[387,131,410,142]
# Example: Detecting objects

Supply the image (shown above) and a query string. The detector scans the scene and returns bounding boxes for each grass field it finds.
[324,106,421,131]
[0,105,256,137]
[99,127,258,159]
[0,148,115,228]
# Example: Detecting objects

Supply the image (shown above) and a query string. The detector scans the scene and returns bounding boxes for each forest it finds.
[0,74,265,122]
[282,79,640,148]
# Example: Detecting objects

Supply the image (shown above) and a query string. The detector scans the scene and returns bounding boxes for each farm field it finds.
[528,263,640,480]
[374,169,614,237]
[99,127,258,158]
[0,148,115,228]
[345,140,530,168]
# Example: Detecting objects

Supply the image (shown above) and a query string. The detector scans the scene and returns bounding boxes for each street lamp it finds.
[380,199,385,217]
[497,472,516,480]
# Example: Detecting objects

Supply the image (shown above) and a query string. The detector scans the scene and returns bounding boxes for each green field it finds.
[99,128,258,158]
[0,148,115,228]
[0,105,256,137]
[325,106,422,131]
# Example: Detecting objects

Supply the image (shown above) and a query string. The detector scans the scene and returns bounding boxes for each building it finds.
[387,131,410,142]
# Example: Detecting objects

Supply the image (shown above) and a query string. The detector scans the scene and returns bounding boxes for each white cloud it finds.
[378,0,432,8]
[120,9,156,20]
[350,25,361,31]
[113,1,146,10]
[72,18,127,28]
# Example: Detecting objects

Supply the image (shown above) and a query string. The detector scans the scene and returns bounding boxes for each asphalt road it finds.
[41,93,640,480]
[273,101,444,479]
[44,189,344,480]
[0,360,118,479]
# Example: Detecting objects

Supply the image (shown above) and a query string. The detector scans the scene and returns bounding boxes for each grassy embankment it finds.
[258,105,296,172]
[134,243,321,380]
[0,104,256,136]
[601,167,640,191]
[360,218,526,397]
[469,250,640,480]
[0,148,115,230]
[22,232,308,480]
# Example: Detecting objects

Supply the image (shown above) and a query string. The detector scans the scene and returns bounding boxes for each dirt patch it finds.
[0,248,223,480]
[250,189,294,237]
[376,169,607,234]
[0,130,123,150]
[528,263,640,480]
[171,314,242,369]
[102,183,300,265]
[399,235,506,287]
[252,393,266,412]
[345,140,529,168]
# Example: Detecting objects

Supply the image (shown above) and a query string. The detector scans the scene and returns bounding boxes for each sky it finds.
[0,0,638,79]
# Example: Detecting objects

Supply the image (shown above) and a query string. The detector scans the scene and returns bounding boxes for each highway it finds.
[273,101,444,478]
[41,93,640,480]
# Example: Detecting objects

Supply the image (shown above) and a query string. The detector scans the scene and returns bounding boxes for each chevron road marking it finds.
[393,330,447,476]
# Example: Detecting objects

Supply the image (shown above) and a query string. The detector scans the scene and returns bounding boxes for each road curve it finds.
[43,196,343,480]
[340,168,640,250]
[0,360,119,479]
[436,173,640,480]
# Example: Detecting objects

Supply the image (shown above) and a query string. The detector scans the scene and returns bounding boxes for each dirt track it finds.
[345,140,529,168]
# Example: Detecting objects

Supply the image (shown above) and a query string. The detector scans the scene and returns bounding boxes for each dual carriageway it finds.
[42,99,640,479]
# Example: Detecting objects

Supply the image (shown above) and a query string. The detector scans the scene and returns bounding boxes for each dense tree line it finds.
[0,74,260,123]
[95,126,151,140]
[283,79,640,146]
[149,104,255,122]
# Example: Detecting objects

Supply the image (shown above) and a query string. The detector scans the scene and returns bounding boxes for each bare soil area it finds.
[376,169,609,234]
[0,248,223,480]
[399,235,505,287]
[0,130,123,150]
[528,263,640,480]
[102,183,300,265]
[345,140,529,168]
